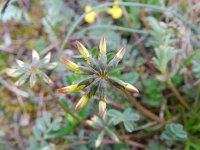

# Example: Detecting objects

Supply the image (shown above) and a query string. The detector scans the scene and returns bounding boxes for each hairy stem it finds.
[123,90,168,125]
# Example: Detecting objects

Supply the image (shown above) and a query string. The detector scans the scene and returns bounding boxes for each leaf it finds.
[161,123,187,146]
[106,129,119,143]
[119,72,139,85]
[32,49,40,63]
[124,121,134,133]
[37,70,52,84]
[107,108,139,133]
[29,112,63,149]
[32,126,42,139]
[43,112,52,127]
[45,127,69,139]
[146,140,167,150]
[36,118,47,132]
[95,131,105,148]
[107,109,122,125]
[0,1,31,23]
[15,72,30,86]
[192,59,200,79]
[29,72,36,87]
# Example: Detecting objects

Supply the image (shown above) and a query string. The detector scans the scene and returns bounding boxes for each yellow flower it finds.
[107,5,123,19]
[84,5,96,24]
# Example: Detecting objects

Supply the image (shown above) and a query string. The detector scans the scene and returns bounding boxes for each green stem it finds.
[123,90,168,125]
[58,100,88,126]
[58,2,196,58]
[165,75,190,110]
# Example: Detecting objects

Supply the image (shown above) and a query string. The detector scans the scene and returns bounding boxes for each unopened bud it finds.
[75,95,90,111]
[116,47,126,59]
[76,41,90,59]
[99,36,106,53]
[57,84,78,94]
[60,56,82,73]
[124,83,139,93]
[99,100,106,116]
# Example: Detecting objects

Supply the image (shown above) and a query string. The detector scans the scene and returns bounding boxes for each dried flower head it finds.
[6,49,57,87]
[57,36,139,116]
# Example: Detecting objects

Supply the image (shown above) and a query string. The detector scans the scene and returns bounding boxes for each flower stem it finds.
[165,76,190,110]
[123,90,168,125]
[58,100,88,126]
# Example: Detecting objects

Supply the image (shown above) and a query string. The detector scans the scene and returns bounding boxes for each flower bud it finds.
[76,41,90,59]
[99,100,106,116]
[75,95,90,111]
[6,68,22,77]
[99,36,106,53]
[116,47,126,59]
[60,56,82,73]
[124,83,139,93]
[57,84,78,94]
[32,49,40,62]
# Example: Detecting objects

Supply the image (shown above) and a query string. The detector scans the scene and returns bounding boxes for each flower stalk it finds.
[122,90,168,125]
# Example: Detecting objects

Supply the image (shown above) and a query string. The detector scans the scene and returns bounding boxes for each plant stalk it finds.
[123,90,168,125]
[58,101,88,126]
[165,76,190,110]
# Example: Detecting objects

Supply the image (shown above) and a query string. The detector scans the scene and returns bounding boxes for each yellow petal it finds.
[84,13,96,23]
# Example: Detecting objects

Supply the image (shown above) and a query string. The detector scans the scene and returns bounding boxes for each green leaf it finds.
[146,140,167,150]
[106,129,119,143]
[36,118,47,132]
[124,121,134,133]
[45,127,69,139]
[161,123,187,146]
[43,112,52,127]
[107,108,139,132]
[119,72,139,85]
[32,126,42,139]
[95,131,105,148]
